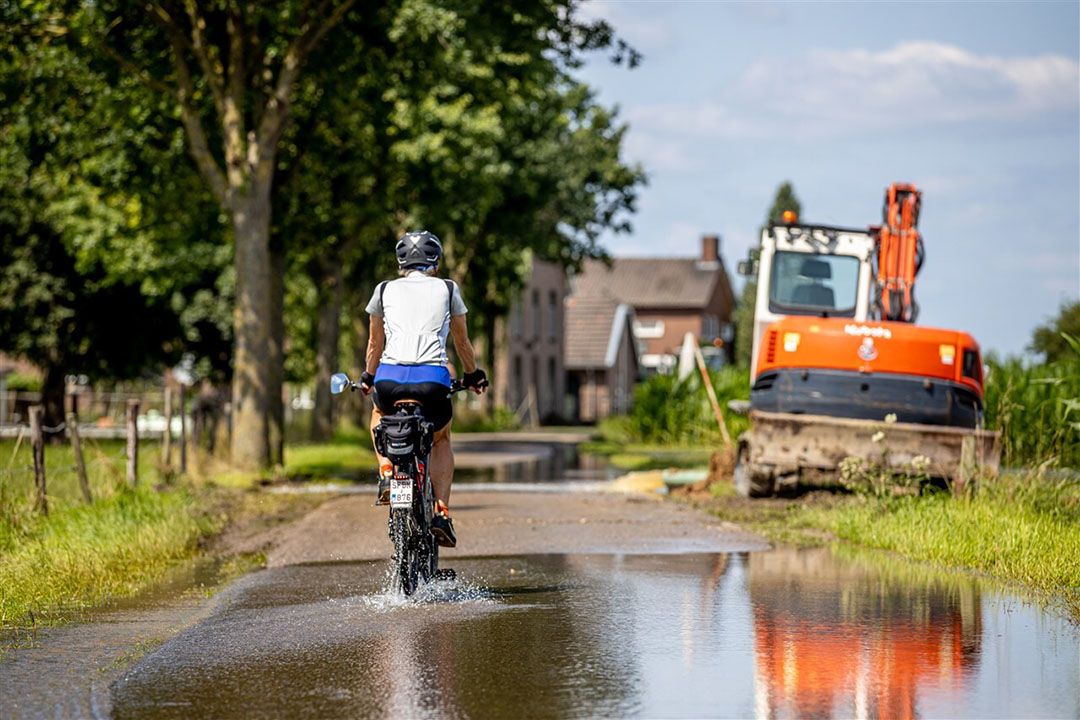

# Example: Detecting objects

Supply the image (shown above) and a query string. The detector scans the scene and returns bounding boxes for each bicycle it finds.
[330,372,461,595]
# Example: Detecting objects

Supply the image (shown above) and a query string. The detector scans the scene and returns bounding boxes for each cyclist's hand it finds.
[359,371,375,396]
[463,368,489,394]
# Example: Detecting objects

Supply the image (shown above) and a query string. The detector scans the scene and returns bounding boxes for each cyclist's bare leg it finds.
[369,405,390,470]
[431,424,454,506]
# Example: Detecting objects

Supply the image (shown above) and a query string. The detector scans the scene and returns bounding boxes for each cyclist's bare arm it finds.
[449,315,477,373]
[365,316,385,378]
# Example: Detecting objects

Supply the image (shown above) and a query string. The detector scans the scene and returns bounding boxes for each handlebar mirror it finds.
[330,372,351,395]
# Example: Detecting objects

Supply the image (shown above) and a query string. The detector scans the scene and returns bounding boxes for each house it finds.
[492,257,567,423]
[564,295,640,422]
[571,235,736,373]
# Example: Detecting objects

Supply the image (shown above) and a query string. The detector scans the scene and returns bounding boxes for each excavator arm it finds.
[874,182,925,322]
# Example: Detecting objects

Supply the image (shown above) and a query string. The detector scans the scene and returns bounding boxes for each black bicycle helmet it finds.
[395,230,443,269]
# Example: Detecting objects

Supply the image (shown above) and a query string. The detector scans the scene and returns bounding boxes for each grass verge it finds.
[0,432,351,630]
[681,471,1080,618]
[0,487,214,627]
[283,421,377,480]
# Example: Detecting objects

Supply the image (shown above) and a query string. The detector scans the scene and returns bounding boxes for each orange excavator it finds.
[734,183,999,497]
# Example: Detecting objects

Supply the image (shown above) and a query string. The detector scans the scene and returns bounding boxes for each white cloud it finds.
[739,42,1079,132]
[626,41,1079,144]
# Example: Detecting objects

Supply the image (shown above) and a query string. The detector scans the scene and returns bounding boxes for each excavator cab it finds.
[745,220,876,373]
[734,186,999,497]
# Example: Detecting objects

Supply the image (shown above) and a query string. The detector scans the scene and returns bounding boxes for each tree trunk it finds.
[310,261,342,442]
[350,306,369,428]
[40,365,66,435]
[229,185,274,470]
[268,238,286,465]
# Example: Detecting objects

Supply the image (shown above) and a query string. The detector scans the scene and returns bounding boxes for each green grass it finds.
[0,424,375,629]
[692,470,1080,616]
[1,438,167,516]
[804,472,1080,595]
[0,486,213,626]
[283,422,376,479]
[284,444,376,479]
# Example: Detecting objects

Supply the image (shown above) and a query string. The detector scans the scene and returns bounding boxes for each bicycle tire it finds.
[390,507,419,595]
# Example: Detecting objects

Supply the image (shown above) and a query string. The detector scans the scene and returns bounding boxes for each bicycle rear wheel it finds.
[389,508,419,595]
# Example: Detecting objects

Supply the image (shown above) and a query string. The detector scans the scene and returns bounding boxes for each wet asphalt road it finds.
[108,549,1080,719]
[4,486,1079,718]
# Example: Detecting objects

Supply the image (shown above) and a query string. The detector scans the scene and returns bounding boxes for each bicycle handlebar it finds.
[333,373,476,395]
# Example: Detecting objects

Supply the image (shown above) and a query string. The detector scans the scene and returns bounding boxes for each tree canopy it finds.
[0,6,230,425]
[2,1,645,459]
[1030,300,1080,363]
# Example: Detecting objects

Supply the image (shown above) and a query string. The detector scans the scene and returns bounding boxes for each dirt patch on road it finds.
[203,488,334,559]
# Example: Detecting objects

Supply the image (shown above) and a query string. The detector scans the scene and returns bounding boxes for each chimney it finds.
[701,234,719,262]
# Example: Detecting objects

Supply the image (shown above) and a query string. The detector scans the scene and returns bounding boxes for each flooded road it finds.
[108,548,1079,719]
[4,441,1078,718]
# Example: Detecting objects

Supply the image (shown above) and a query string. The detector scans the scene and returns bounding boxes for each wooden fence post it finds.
[66,411,91,503]
[126,399,139,487]
[162,384,173,473]
[29,405,47,515]
[694,345,733,449]
[179,384,188,474]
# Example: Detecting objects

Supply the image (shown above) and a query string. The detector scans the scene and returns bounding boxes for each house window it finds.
[532,289,541,340]
[547,291,558,341]
[510,300,523,339]
[633,319,665,339]
[702,313,720,340]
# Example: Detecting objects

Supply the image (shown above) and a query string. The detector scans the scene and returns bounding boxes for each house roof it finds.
[564,295,636,370]
[572,257,731,310]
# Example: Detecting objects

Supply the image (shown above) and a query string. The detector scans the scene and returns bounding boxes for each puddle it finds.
[272,441,620,496]
[109,549,1080,719]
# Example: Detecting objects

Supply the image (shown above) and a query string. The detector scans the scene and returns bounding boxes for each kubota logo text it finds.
[844,324,892,339]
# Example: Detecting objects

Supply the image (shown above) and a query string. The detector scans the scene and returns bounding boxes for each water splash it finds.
[356,562,498,611]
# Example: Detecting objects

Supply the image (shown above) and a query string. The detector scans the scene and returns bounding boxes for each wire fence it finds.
[0,390,173,429]
[0,399,178,530]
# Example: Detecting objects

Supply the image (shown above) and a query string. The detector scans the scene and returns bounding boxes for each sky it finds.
[575,0,1080,357]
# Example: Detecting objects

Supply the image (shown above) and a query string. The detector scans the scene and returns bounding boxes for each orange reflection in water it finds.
[749,549,981,719]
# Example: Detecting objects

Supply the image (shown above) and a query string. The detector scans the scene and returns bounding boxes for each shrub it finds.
[622,366,750,446]
[983,335,1080,468]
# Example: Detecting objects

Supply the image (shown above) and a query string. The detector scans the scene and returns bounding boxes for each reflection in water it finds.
[747,549,982,719]
[109,550,1079,719]
[452,442,615,484]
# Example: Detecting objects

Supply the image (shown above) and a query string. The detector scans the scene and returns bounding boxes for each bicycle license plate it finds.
[390,475,413,507]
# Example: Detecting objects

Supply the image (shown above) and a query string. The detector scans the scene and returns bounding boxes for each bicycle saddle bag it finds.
[375,414,434,460]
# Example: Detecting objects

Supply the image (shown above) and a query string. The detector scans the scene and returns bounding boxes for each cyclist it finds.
[360,230,489,548]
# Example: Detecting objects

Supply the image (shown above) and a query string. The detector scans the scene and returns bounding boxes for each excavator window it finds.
[769,251,859,317]
[961,349,982,384]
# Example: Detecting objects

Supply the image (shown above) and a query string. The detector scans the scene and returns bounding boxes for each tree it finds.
[272,1,643,438]
[1030,300,1080,363]
[70,0,637,464]
[734,181,802,367]
[0,9,228,427]
[66,0,363,469]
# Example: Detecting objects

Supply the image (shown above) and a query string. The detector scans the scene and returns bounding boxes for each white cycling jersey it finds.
[365,272,468,366]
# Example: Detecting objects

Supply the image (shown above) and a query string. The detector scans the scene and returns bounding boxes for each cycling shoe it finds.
[431,504,457,548]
